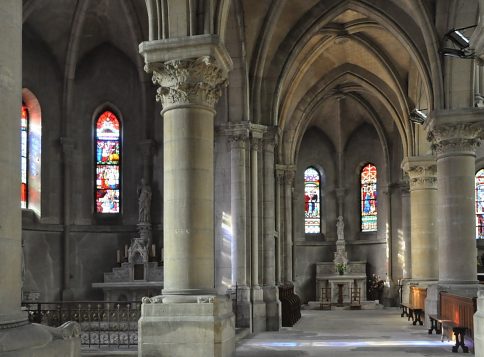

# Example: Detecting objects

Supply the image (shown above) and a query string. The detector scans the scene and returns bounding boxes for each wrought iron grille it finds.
[22,301,140,348]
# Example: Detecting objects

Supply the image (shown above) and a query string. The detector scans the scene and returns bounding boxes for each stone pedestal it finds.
[316,262,367,302]
[139,295,234,357]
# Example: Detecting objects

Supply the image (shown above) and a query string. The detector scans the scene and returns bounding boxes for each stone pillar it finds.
[262,129,280,331]
[400,183,411,279]
[138,36,235,357]
[60,137,75,300]
[402,156,438,281]
[283,169,295,284]
[426,111,484,284]
[139,139,155,183]
[474,290,484,356]
[228,127,251,328]
[250,130,265,332]
[275,169,284,285]
[0,2,80,355]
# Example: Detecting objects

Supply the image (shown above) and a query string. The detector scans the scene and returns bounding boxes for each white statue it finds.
[337,215,344,241]
[137,178,152,223]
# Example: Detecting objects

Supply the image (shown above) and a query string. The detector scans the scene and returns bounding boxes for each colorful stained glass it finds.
[476,169,484,239]
[96,111,120,213]
[361,163,377,232]
[21,104,28,208]
[304,167,320,234]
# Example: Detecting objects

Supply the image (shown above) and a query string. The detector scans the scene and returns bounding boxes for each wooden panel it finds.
[409,286,427,309]
[440,292,477,339]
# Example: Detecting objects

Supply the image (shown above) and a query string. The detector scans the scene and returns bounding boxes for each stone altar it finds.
[316,261,367,303]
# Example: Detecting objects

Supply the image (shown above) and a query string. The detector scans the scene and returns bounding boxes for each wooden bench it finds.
[400,286,426,325]
[428,292,477,353]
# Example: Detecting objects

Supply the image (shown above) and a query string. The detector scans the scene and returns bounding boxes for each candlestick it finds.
[116,249,121,263]
[151,244,156,257]
[124,244,128,258]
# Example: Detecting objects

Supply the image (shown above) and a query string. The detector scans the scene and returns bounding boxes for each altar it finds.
[316,261,367,304]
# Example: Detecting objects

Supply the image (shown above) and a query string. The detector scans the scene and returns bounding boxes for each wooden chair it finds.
[320,288,331,310]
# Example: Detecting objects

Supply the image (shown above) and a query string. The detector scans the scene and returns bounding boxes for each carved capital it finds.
[251,137,262,152]
[284,170,295,186]
[427,123,482,157]
[228,133,249,149]
[402,157,437,190]
[149,56,228,109]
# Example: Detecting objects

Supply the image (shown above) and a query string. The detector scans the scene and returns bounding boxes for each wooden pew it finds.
[428,292,477,353]
[401,286,426,325]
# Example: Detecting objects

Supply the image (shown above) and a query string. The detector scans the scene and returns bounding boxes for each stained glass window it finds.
[476,169,484,239]
[95,111,120,214]
[304,167,320,234]
[21,103,28,208]
[361,163,377,232]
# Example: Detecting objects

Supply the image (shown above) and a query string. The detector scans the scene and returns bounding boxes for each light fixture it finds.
[440,25,477,59]
[409,109,427,125]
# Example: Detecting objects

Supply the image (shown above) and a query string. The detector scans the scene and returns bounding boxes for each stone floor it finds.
[236,308,463,356]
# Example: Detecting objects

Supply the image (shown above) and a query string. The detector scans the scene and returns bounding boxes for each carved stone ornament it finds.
[142,295,164,304]
[149,56,228,109]
[427,123,483,156]
[406,164,437,190]
[228,133,249,149]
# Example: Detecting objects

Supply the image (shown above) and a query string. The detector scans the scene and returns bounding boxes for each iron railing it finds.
[22,301,140,349]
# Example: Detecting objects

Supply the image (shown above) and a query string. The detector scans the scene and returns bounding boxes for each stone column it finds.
[139,36,235,357]
[0,2,80,355]
[283,169,295,284]
[400,183,411,279]
[427,111,483,284]
[250,130,265,332]
[262,129,280,331]
[275,169,284,285]
[60,137,75,300]
[227,127,251,328]
[139,139,155,183]
[402,156,438,281]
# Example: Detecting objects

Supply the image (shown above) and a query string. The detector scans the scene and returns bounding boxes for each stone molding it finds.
[251,137,262,152]
[402,157,437,190]
[427,123,482,156]
[150,56,228,109]
[228,132,249,149]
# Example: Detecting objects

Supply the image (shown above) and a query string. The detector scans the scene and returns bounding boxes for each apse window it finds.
[361,163,377,232]
[20,92,42,214]
[95,110,121,214]
[476,169,484,239]
[304,167,320,234]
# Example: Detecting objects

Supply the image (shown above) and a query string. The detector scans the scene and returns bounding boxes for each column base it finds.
[263,285,281,331]
[0,319,80,357]
[251,286,266,333]
[139,294,235,357]
[235,285,251,328]
[473,290,484,355]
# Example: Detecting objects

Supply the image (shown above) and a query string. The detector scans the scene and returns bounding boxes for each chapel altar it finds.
[314,216,367,305]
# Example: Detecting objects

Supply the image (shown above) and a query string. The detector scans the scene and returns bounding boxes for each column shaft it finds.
[0,0,23,323]
[401,186,411,279]
[229,134,248,288]
[263,137,275,285]
[283,170,294,283]
[163,107,215,294]
[251,139,259,288]
[402,157,438,280]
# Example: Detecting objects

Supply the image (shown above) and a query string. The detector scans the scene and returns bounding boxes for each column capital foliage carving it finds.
[228,132,249,149]
[402,156,437,190]
[427,122,483,156]
[251,137,262,152]
[149,56,228,109]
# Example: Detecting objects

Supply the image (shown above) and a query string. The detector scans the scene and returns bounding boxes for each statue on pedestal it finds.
[334,216,348,274]
[137,178,152,224]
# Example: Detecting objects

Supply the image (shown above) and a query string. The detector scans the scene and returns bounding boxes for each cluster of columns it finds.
[402,110,483,290]
[227,124,281,332]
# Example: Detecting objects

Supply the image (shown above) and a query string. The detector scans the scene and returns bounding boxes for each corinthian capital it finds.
[427,123,482,156]
[150,56,228,109]
[401,156,437,190]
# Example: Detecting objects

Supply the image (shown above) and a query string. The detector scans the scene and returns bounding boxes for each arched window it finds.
[21,90,42,214]
[476,169,484,239]
[361,163,377,232]
[304,167,320,234]
[21,103,28,208]
[95,110,121,214]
